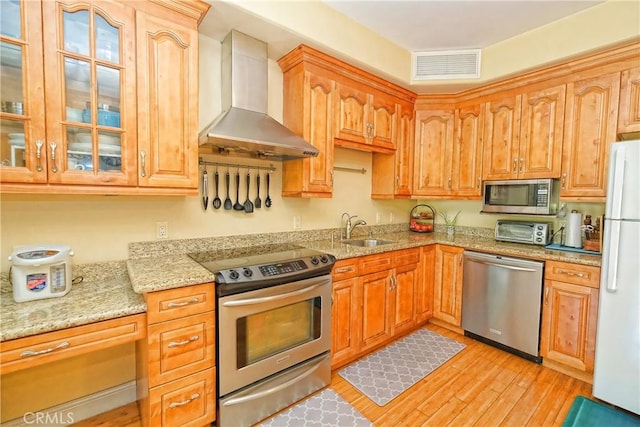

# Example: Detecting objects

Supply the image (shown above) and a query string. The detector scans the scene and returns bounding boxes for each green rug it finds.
[563,396,640,427]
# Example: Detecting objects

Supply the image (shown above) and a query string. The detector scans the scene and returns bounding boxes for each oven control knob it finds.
[242,268,253,278]
[229,270,240,280]
[310,257,319,265]
[320,255,329,264]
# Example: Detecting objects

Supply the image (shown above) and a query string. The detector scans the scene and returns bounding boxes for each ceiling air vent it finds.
[412,49,481,80]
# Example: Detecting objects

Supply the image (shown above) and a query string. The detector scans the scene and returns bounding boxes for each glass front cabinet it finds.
[0,0,206,192]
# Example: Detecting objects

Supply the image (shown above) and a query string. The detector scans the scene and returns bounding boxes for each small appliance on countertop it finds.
[8,245,74,303]
[495,220,552,246]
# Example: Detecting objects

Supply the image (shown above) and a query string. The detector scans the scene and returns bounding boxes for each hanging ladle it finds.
[212,167,222,209]
[265,172,272,208]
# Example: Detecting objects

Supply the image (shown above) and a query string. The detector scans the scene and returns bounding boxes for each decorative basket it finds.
[409,204,435,233]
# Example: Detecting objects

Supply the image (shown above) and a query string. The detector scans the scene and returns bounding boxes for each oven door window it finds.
[236,297,322,368]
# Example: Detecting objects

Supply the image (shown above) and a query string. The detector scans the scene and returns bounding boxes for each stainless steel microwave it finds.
[482,179,560,215]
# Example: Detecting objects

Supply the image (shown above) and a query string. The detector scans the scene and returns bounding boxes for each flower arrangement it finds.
[438,210,461,226]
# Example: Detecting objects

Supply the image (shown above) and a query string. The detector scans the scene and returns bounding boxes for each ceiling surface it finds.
[321,0,604,52]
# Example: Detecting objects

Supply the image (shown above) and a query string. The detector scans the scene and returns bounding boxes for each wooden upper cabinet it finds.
[334,82,397,153]
[519,84,566,179]
[413,108,455,196]
[482,94,522,180]
[136,8,200,189]
[0,0,46,184]
[0,0,208,193]
[561,72,620,200]
[280,64,335,198]
[371,101,413,199]
[452,102,484,197]
[618,67,640,134]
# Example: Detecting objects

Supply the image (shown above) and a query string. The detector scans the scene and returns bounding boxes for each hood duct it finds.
[199,31,319,161]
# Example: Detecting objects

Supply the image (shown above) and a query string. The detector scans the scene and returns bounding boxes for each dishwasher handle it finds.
[467,258,539,272]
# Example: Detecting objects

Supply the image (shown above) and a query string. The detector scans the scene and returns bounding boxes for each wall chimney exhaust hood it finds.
[199,31,319,161]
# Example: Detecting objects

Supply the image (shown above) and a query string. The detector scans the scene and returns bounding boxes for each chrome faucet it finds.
[341,212,367,239]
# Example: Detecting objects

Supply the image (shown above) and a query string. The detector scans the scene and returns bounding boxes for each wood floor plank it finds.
[72,324,593,427]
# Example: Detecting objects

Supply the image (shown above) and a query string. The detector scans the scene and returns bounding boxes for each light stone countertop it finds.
[1,227,601,342]
[0,261,146,342]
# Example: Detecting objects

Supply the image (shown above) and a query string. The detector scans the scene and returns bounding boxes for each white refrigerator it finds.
[593,140,640,414]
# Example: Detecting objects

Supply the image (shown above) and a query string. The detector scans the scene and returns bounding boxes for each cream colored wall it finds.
[224,0,640,92]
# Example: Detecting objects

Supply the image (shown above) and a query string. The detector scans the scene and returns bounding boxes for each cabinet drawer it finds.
[360,252,393,274]
[332,258,359,281]
[393,248,420,266]
[146,283,214,324]
[149,367,216,427]
[545,261,600,288]
[148,312,215,387]
[0,314,146,374]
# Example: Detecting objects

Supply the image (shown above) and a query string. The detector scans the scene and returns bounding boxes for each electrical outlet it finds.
[293,216,301,230]
[376,212,382,224]
[156,222,168,239]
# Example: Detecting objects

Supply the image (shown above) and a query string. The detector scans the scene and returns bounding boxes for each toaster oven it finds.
[495,220,552,246]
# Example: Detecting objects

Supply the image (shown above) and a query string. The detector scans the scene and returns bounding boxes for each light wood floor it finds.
[73,324,593,426]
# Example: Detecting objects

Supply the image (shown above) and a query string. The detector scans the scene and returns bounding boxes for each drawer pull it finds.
[335,267,354,273]
[21,341,69,358]
[557,269,584,278]
[168,335,199,348]
[168,393,200,409]
[167,297,200,308]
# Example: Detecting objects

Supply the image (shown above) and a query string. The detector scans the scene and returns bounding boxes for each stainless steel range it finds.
[189,244,336,427]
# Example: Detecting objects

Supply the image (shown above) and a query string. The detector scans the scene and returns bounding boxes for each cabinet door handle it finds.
[140,151,146,177]
[544,288,550,305]
[557,269,584,278]
[561,172,567,190]
[519,158,523,172]
[168,335,199,348]
[335,266,354,273]
[512,158,518,173]
[167,297,200,308]
[49,141,58,173]
[477,176,481,189]
[21,341,69,358]
[448,177,452,189]
[35,140,43,171]
[396,175,400,189]
[168,393,200,409]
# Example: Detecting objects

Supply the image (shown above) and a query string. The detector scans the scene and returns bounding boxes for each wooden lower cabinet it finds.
[433,245,464,328]
[415,245,436,324]
[540,261,600,382]
[137,283,216,427]
[330,248,420,369]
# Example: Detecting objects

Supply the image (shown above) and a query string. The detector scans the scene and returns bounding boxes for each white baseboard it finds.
[2,381,136,427]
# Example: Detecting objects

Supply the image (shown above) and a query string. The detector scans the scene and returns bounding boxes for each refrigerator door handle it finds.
[605,220,621,293]
[610,146,626,219]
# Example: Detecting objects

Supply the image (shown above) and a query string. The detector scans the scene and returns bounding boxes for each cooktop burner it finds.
[188,243,336,296]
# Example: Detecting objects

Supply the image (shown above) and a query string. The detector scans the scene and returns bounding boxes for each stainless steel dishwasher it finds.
[461,251,544,362]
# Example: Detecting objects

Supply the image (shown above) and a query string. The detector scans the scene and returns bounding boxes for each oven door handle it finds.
[220,279,327,307]
[221,353,329,406]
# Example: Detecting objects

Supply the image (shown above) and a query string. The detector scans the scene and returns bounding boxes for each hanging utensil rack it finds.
[199,157,277,172]
[333,165,367,174]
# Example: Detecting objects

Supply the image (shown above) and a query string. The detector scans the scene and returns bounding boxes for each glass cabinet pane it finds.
[0,0,21,39]
[96,65,121,123]
[98,130,121,172]
[1,119,25,167]
[64,58,91,123]
[63,10,89,56]
[95,14,119,63]
[1,42,24,110]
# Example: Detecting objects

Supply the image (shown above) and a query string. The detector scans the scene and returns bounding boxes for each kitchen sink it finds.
[342,238,396,247]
